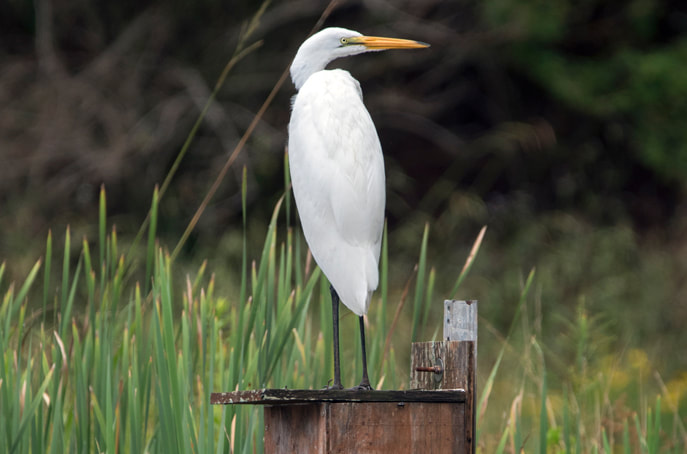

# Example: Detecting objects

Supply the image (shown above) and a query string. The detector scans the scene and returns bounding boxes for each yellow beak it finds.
[348,36,430,49]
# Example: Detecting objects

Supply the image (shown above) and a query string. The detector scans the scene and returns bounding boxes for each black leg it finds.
[328,285,343,389]
[353,315,373,390]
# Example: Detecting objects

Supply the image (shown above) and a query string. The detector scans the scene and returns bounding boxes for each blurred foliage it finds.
[484,0,687,182]
[2,0,686,236]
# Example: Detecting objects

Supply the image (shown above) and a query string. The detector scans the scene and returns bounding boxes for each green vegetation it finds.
[1,186,685,452]
[483,0,687,182]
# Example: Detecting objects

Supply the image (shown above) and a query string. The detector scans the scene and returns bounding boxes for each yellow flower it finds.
[628,348,649,371]
[664,372,687,410]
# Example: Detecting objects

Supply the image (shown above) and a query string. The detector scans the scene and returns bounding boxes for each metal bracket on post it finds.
[444,299,477,361]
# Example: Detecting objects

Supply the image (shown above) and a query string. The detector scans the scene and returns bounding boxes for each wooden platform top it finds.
[210,388,466,405]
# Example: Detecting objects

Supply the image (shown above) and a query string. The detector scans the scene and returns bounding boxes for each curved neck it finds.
[290,50,331,90]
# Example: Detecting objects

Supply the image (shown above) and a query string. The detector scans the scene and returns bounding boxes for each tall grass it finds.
[1,184,684,452]
[0,168,437,453]
[475,272,687,453]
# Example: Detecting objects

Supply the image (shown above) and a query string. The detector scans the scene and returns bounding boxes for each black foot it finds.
[349,380,373,391]
[324,379,344,390]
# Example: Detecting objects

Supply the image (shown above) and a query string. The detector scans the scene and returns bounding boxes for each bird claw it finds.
[323,379,343,390]
[349,381,373,391]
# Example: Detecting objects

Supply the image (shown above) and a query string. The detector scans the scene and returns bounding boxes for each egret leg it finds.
[351,316,373,390]
[327,286,344,390]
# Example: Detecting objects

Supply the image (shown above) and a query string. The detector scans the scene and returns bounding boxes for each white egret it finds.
[288,27,429,389]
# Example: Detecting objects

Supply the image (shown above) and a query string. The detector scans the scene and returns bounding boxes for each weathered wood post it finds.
[410,300,477,452]
[211,299,477,453]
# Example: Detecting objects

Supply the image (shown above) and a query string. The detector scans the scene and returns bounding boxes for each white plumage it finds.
[287,27,428,389]
[289,67,384,316]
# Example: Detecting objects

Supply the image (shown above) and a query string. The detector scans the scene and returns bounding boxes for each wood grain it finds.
[264,402,466,453]
[410,341,475,453]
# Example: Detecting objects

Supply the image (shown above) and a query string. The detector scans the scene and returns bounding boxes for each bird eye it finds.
[340,37,348,45]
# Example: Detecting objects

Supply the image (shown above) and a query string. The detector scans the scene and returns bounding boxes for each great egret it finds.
[288,27,429,390]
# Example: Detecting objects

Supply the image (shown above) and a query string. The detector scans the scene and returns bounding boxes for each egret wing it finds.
[288,69,385,315]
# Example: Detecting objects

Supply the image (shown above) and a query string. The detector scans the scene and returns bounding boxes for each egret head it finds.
[290,27,429,90]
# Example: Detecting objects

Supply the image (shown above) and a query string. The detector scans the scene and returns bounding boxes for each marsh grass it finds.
[1,183,685,452]
[475,272,687,453]
[0,172,439,453]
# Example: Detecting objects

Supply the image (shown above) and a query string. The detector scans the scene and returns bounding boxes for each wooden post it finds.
[211,299,477,453]
[211,389,467,452]
[410,300,477,453]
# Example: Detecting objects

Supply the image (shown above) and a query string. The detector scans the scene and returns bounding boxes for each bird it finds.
[287,27,429,390]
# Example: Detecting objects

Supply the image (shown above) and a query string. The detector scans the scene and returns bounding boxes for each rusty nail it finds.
[415,365,443,374]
